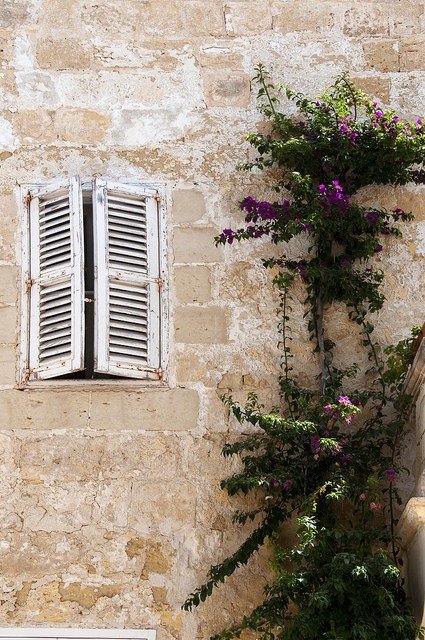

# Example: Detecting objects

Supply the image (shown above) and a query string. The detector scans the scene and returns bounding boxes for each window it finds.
[19,176,166,383]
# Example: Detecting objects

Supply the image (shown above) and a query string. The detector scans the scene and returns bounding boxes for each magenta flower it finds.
[386,468,396,482]
[310,435,321,453]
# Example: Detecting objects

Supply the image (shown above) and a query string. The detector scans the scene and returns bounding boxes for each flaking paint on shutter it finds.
[27,176,84,379]
[93,179,161,379]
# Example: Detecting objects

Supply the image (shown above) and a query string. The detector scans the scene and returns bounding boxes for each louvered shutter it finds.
[93,179,162,379]
[27,176,84,379]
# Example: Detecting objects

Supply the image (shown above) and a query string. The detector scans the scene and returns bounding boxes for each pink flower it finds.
[370,501,382,512]
[386,468,396,482]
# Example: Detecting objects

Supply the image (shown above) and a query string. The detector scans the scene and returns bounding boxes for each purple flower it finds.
[282,480,293,491]
[375,110,383,118]
[221,228,234,244]
[375,244,383,252]
[366,211,380,225]
[310,435,321,453]
[339,395,352,406]
[386,468,396,482]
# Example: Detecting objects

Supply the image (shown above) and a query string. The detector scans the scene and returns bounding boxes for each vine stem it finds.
[281,282,293,386]
[353,305,399,563]
[316,292,328,395]
[257,65,278,118]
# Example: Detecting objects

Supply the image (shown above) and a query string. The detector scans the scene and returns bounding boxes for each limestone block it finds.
[0,532,84,578]
[272,2,340,33]
[363,40,399,72]
[396,187,425,222]
[36,38,92,70]
[172,187,206,223]
[0,390,90,429]
[173,227,224,263]
[89,387,199,430]
[351,76,391,104]
[129,480,197,528]
[21,485,94,533]
[126,535,175,577]
[9,109,55,144]
[205,389,230,433]
[175,345,222,385]
[174,306,229,344]
[224,2,272,35]
[0,0,30,28]
[202,70,251,108]
[0,305,17,344]
[174,265,212,304]
[0,197,17,264]
[143,1,225,37]
[39,0,82,28]
[101,434,180,481]
[82,0,142,36]
[16,72,60,109]
[400,39,425,72]
[16,432,180,483]
[0,31,15,68]
[217,372,243,390]
[0,345,16,384]
[197,43,245,70]
[343,6,389,37]
[54,109,110,144]
[0,266,17,305]
[391,4,424,36]
[111,107,199,147]
[83,0,225,37]
[59,582,121,608]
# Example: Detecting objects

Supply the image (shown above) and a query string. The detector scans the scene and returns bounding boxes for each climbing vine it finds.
[183,67,425,640]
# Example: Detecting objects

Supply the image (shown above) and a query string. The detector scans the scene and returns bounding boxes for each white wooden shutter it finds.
[27,176,84,379]
[93,179,162,379]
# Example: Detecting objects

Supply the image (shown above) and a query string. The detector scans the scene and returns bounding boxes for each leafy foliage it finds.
[183,68,425,640]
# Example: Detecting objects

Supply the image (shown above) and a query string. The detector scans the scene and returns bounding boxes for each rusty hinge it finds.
[24,192,32,208]
[154,192,161,203]
[84,297,95,303]
[26,278,34,293]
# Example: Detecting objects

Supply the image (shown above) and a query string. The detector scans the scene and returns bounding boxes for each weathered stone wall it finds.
[0,1,425,638]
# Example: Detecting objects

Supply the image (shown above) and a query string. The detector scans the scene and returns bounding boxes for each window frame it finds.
[18,177,169,388]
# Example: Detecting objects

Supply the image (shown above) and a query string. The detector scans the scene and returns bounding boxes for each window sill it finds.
[17,378,170,392]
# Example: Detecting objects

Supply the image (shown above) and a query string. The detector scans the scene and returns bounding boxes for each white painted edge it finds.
[0,630,156,640]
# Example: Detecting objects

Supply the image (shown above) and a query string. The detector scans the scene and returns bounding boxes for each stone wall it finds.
[1,1,425,638]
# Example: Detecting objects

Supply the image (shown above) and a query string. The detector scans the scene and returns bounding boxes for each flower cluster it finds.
[323,395,360,424]
[318,181,351,217]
